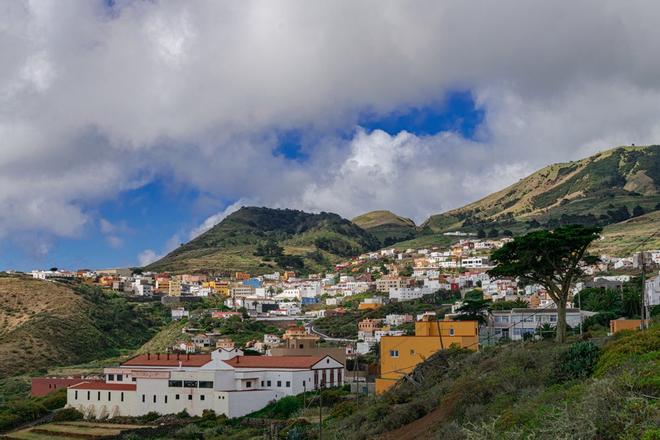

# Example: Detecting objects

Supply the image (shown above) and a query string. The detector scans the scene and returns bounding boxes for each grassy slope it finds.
[352,210,419,246]
[0,276,168,379]
[590,210,660,255]
[327,327,660,440]
[423,145,660,234]
[135,320,189,354]
[146,207,380,274]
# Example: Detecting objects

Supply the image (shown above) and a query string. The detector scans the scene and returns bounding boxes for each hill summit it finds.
[352,210,418,246]
[147,207,381,274]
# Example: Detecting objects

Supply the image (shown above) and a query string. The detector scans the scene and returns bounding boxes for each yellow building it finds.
[168,278,182,296]
[375,319,479,394]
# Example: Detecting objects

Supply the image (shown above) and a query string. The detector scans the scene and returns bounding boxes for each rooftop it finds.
[121,353,212,367]
[69,382,137,391]
[224,355,326,369]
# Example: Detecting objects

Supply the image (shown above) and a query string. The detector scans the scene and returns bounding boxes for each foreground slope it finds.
[327,328,659,440]
[352,210,419,246]
[0,276,166,379]
[424,145,660,234]
[590,209,660,255]
[147,207,380,274]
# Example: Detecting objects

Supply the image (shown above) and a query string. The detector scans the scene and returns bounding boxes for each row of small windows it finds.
[107,374,124,381]
[168,380,213,388]
[255,380,292,388]
[142,394,206,403]
[74,391,124,402]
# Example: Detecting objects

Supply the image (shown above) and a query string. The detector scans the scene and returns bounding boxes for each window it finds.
[75,391,78,399]
[117,374,123,381]
[168,380,183,387]
[108,392,111,401]
[97,391,101,401]
[175,394,179,400]
[198,381,213,389]
[389,350,399,357]
[449,328,455,336]
[142,394,145,403]
[302,380,306,387]
[200,395,205,401]
[184,380,198,388]
[153,395,156,403]
[277,381,282,387]
[121,392,124,402]
[165,395,168,404]
[410,349,415,355]
[267,380,271,387]
[261,381,264,387]
[246,381,252,388]
[108,374,114,381]
[87,391,90,400]
[188,395,192,401]
[286,381,291,387]
[550,315,557,323]
[132,377,136,382]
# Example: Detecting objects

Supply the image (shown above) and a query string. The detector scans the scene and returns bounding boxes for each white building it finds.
[645,273,660,306]
[171,308,189,321]
[489,308,582,341]
[389,286,435,302]
[66,350,344,419]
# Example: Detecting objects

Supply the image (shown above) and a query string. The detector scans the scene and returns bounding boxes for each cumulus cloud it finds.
[137,249,159,266]
[2,0,660,260]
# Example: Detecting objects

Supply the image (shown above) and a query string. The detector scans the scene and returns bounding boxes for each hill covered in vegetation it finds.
[352,210,420,246]
[147,207,381,274]
[0,276,168,379]
[423,145,660,237]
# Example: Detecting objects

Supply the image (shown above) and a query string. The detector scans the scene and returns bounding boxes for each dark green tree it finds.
[477,229,486,239]
[632,205,645,217]
[454,298,491,325]
[489,225,601,343]
[487,228,499,238]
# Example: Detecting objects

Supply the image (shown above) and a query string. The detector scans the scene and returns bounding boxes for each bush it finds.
[52,407,84,422]
[555,341,601,381]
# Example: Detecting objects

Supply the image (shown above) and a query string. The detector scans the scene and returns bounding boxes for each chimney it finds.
[147,353,150,360]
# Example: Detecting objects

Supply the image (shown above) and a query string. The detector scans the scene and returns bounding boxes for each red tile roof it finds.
[223,355,325,369]
[69,382,136,391]
[121,353,212,367]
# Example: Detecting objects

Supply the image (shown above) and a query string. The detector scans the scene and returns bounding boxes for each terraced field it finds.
[3,421,152,439]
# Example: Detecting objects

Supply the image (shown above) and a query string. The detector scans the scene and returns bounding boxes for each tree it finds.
[477,229,486,239]
[487,228,499,238]
[455,298,491,325]
[632,205,645,217]
[488,225,602,343]
[399,265,413,277]
[502,230,513,237]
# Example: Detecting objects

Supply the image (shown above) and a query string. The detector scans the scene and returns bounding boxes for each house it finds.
[171,308,189,321]
[376,319,479,394]
[66,350,344,419]
[32,376,102,397]
[644,273,660,306]
[384,314,413,327]
[211,311,242,320]
[357,318,383,334]
[489,308,582,341]
[215,338,235,350]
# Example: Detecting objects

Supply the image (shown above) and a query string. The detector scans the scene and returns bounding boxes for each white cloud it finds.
[189,201,246,239]
[137,249,159,266]
[2,0,660,261]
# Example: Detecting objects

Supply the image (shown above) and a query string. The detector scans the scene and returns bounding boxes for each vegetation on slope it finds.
[590,209,660,255]
[423,145,660,236]
[147,207,381,274]
[0,277,168,379]
[352,210,420,246]
[326,327,660,440]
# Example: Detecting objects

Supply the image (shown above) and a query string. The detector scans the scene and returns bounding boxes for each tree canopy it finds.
[488,225,602,342]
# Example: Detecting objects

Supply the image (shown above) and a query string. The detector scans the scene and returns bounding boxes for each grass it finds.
[5,421,151,439]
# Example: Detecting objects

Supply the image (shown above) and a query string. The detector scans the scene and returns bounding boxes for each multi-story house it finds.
[489,308,582,341]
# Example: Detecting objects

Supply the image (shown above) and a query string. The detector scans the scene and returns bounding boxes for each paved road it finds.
[308,323,356,343]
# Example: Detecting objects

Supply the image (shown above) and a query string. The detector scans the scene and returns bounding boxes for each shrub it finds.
[555,341,600,381]
[52,407,84,422]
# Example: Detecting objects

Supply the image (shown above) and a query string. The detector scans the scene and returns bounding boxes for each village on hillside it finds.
[22,236,660,420]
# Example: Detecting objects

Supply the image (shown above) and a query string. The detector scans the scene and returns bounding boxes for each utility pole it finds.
[640,250,647,330]
[318,381,323,440]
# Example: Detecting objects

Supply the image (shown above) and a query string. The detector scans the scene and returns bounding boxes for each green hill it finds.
[424,145,660,235]
[591,209,660,255]
[146,207,381,274]
[352,210,419,246]
[0,276,167,379]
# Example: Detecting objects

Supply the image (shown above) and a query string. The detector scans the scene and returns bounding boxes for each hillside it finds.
[591,209,660,255]
[424,145,660,235]
[325,328,659,440]
[352,210,419,246]
[146,207,381,274]
[0,276,167,379]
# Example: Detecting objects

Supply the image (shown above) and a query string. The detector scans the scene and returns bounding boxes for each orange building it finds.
[234,272,251,281]
[375,319,479,394]
[358,303,380,311]
[609,319,644,334]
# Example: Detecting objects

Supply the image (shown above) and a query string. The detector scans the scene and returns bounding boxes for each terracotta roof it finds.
[69,382,136,391]
[121,353,212,367]
[223,355,326,369]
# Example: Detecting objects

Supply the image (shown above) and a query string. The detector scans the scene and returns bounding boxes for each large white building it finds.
[489,308,583,341]
[67,349,344,419]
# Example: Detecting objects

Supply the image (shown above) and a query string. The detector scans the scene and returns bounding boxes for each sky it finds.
[2,0,660,271]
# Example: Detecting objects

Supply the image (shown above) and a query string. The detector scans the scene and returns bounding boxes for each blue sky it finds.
[0,91,484,271]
